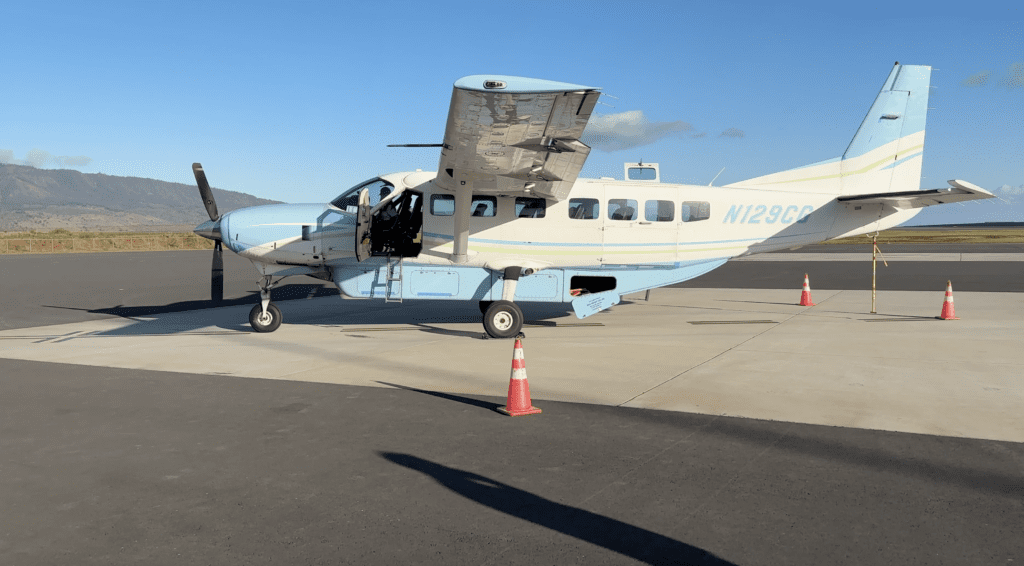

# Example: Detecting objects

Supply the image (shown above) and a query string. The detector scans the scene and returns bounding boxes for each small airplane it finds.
[192,62,994,338]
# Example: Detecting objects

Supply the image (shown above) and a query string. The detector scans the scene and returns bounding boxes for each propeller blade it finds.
[193,162,220,222]
[211,240,224,303]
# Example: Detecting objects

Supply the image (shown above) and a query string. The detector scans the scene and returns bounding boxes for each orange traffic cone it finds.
[939,280,959,320]
[799,273,815,306]
[497,338,542,417]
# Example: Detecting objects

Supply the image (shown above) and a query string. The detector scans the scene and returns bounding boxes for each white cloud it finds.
[719,128,745,138]
[582,110,694,152]
[961,63,1023,89]
[24,149,55,167]
[999,62,1024,89]
[961,70,991,87]
[996,183,1024,196]
[2,149,92,168]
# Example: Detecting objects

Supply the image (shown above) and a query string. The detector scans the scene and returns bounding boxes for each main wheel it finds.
[478,300,493,314]
[483,300,523,339]
[249,303,283,333]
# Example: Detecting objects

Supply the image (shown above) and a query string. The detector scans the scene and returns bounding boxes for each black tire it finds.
[483,300,523,339]
[478,300,493,314]
[249,303,283,333]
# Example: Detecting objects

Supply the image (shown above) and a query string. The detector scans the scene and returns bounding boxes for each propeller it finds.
[193,162,219,221]
[192,162,223,303]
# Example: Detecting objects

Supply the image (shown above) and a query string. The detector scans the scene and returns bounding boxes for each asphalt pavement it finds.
[1,249,1022,565]
[3,247,1022,331]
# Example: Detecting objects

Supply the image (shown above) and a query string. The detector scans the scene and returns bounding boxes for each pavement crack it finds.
[618,291,846,408]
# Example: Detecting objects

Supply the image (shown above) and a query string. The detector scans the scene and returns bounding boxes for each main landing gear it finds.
[480,266,531,339]
[249,275,282,332]
[483,300,523,339]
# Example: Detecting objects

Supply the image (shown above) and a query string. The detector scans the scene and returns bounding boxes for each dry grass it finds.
[826,228,1024,245]
[0,229,214,254]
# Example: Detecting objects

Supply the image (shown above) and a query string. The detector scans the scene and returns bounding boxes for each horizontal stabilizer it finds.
[836,180,994,209]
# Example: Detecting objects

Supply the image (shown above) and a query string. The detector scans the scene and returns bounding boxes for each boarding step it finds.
[385,256,403,303]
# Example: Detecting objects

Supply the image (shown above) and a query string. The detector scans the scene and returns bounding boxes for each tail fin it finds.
[726,63,931,196]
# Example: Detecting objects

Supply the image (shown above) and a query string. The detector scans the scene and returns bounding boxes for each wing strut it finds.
[451,182,473,263]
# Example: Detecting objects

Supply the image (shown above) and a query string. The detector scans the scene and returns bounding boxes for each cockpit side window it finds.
[330,179,395,212]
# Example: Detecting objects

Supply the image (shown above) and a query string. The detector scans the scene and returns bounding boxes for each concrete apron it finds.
[1,288,1021,443]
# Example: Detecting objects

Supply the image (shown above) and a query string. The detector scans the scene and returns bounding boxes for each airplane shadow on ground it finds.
[377,382,502,411]
[42,283,575,338]
[49,283,339,319]
[377,386,1024,502]
[380,452,737,566]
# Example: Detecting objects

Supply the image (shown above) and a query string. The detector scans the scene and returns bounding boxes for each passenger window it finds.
[681,201,711,222]
[471,196,497,217]
[515,197,546,218]
[431,194,455,216]
[568,198,599,220]
[608,198,638,221]
[645,200,674,222]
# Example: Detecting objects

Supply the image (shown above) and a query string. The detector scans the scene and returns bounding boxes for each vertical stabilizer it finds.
[840,63,930,196]
[726,63,931,196]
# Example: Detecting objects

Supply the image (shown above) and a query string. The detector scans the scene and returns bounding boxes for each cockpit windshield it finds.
[330,179,395,213]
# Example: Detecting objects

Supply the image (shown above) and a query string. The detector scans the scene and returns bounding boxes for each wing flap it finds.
[437,75,600,201]
[836,180,995,209]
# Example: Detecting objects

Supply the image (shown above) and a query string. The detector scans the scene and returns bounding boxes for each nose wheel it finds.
[249,275,283,332]
[249,303,282,332]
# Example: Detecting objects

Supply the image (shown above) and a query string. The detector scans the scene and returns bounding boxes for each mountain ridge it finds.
[0,164,282,231]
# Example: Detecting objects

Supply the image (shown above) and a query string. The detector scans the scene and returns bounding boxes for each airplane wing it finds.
[435,75,601,201]
[836,180,995,209]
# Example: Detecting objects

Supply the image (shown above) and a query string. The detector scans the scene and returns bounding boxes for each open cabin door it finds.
[355,188,424,262]
[355,188,372,261]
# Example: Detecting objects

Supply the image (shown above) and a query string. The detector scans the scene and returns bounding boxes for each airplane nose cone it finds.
[194,218,221,241]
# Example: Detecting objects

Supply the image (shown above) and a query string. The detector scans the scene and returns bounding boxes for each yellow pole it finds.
[871,234,877,314]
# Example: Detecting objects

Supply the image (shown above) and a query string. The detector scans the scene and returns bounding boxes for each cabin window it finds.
[430,194,455,216]
[568,198,599,220]
[627,167,658,181]
[470,196,497,217]
[608,198,638,221]
[330,178,395,213]
[645,200,674,222]
[681,201,711,222]
[515,197,546,218]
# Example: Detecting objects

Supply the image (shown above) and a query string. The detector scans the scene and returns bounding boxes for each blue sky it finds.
[2,0,1021,224]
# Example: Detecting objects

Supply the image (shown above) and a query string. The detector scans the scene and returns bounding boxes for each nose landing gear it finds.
[249,275,283,333]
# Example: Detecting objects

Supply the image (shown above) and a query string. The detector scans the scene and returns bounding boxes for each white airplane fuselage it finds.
[192,64,993,333]
[213,168,919,311]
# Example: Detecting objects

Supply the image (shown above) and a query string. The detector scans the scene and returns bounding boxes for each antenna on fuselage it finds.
[708,167,726,186]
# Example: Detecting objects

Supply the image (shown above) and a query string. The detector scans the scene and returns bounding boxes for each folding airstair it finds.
[385,255,403,303]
